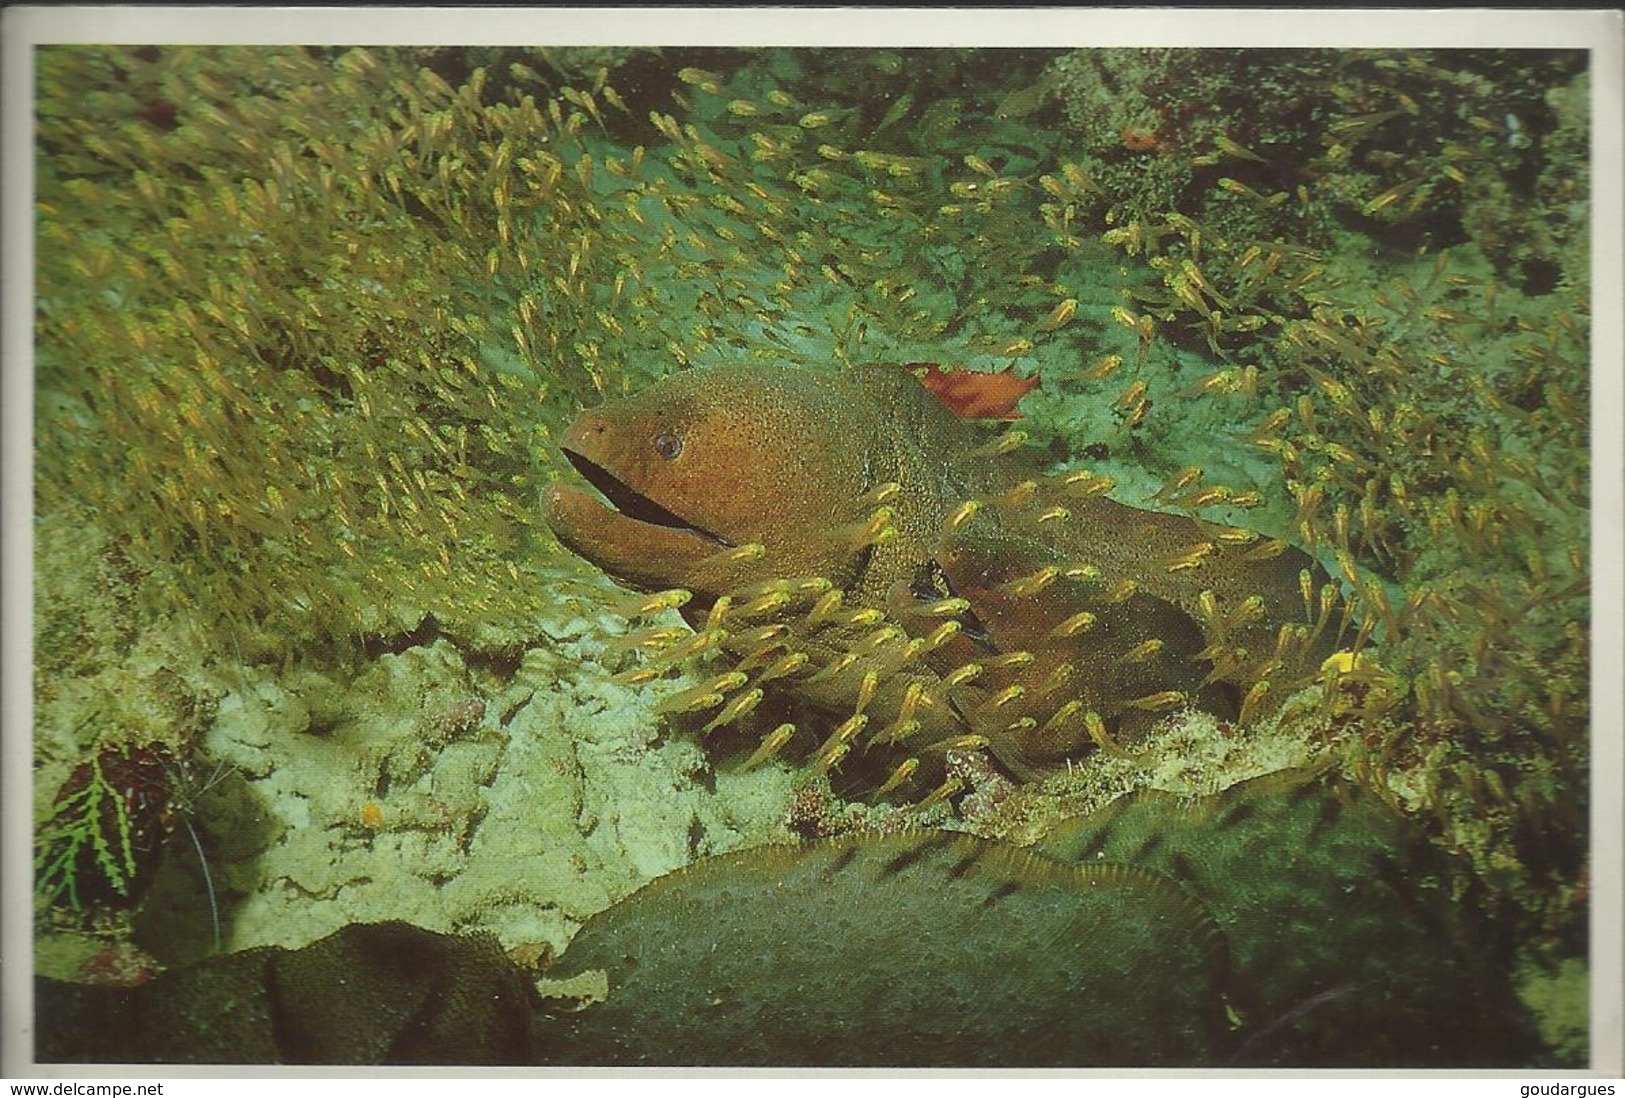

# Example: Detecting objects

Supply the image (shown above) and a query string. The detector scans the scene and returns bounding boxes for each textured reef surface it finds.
[32,45,1591,1066]
[543,769,1537,1067]
[35,771,1536,1067]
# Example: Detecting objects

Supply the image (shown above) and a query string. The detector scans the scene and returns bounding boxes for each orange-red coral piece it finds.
[907,362,1040,421]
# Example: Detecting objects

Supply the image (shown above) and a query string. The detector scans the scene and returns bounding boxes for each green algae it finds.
[32,45,1590,1065]
[1040,49,1588,283]
[1518,955,1591,1066]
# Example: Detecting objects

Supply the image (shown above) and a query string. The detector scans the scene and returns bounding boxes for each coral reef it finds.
[34,773,1541,1067]
[544,828,1229,1067]
[124,606,797,969]
[32,506,224,934]
[1038,768,1537,1065]
[31,44,1590,1067]
[1026,48,1592,952]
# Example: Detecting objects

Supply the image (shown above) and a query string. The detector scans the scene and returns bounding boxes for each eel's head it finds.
[543,365,877,599]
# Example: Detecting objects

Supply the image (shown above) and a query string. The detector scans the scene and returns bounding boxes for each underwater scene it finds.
[31,45,1592,1067]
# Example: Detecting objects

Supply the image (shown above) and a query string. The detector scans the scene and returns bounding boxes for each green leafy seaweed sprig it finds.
[35,752,141,912]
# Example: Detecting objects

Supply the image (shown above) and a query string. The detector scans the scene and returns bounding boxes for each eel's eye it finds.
[653,431,683,460]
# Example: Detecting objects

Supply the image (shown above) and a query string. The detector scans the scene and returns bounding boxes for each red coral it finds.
[908,362,1040,421]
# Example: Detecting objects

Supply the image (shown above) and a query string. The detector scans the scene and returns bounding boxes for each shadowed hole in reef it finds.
[1520,257,1562,295]
[132,769,277,966]
[363,615,442,660]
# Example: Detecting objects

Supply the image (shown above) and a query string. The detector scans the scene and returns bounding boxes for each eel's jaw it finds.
[546,451,731,597]
[560,448,735,549]
[542,477,724,595]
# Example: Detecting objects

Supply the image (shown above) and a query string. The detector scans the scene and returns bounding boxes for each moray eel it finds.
[544,363,1338,782]
[536,770,1537,1067]
[540,827,1229,1066]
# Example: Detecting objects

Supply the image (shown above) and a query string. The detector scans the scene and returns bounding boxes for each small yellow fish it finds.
[740,724,796,770]
[615,588,692,618]
[1121,639,1164,665]
[872,757,920,798]
[701,688,765,734]
[1047,611,1097,640]
[907,776,964,814]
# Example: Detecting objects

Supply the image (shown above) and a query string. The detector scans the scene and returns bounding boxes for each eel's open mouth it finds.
[563,448,735,548]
